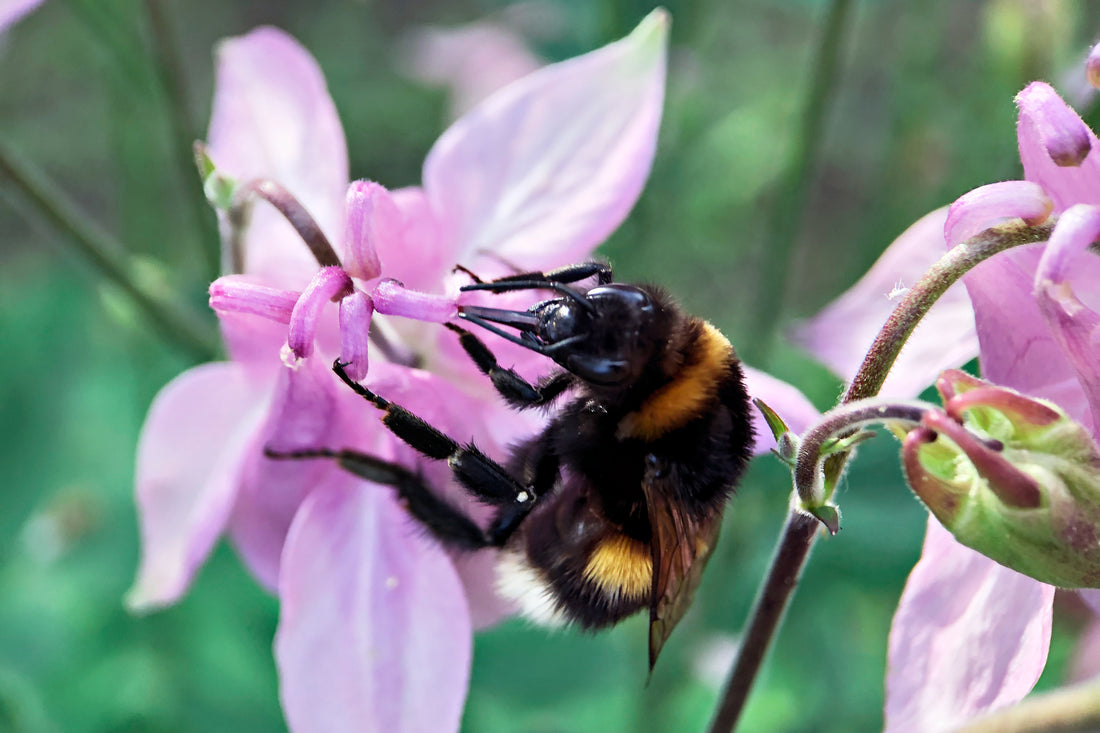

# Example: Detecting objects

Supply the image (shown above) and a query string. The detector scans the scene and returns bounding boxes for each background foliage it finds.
[2,0,1098,731]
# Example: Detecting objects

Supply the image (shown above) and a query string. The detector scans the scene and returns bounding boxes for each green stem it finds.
[60,0,150,91]
[1,140,220,362]
[793,399,929,505]
[746,0,854,364]
[143,0,221,280]
[954,677,1100,733]
[706,219,1057,732]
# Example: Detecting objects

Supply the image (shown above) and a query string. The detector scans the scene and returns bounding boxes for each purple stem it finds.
[232,179,342,271]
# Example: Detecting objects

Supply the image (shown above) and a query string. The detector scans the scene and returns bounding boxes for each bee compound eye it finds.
[539,302,585,343]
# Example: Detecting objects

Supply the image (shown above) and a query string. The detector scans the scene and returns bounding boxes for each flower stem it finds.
[842,220,1055,403]
[953,676,1100,733]
[793,399,929,505]
[1,139,220,362]
[143,0,221,281]
[746,0,853,364]
[232,180,343,270]
[60,0,150,91]
[707,511,819,733]
[707,219,1056,732]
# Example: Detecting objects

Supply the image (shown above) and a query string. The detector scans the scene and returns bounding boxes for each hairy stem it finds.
[707,218,1057,732]
[1,140,220,361]
[954,677,1100,733]
[793,399,929,505]
[842,220,1054,403]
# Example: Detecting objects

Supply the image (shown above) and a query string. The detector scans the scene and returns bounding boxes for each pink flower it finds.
[796,55,1100,730]
[401,11,545,120]
[131,16,672,731]
[0,0,45,31]
[130,13,824,732]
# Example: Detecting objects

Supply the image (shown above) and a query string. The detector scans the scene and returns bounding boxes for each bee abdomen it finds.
[582,533,652,601]
[496,530,653,630]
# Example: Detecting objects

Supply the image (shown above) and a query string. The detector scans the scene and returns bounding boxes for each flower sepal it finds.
[904,370,1100,588]
[194,142,238,211]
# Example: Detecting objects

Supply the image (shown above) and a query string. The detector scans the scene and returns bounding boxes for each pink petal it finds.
[338,290,373,382]
[1034,204,1100,434]
[209,275,299,323]
[1080,589,1100,617]
[0,0,45,31]
[360,363,543,628]
[276,484,471,733]
[964,241,1093,429]
[208,27,348,288]
[741,366,820,455]
[228,357,343,591]
[287,267,353,361]
[128,362,266,609]
[885,518,1054,732]
[402,20,543,120]
[217,310,297,378]
[944,181,1053,246]
[791,208,980,398]
[374,187,450,296]
[423,9,668,271]
[372,279,458,323]
[342,181,392,281]
[1017,82,1100,211]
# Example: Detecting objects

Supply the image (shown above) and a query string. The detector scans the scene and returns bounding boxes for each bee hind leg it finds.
[265,446,491,550]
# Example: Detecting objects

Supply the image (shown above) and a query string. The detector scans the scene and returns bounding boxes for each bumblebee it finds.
[269,262,755,667]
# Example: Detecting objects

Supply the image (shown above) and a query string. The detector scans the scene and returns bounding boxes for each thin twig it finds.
[143,0,221,279]
[746,0,854,363]
[1,139,220,362]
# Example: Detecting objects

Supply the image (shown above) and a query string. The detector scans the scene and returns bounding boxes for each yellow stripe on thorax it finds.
[616,322,732,441]
[583,534,653,600]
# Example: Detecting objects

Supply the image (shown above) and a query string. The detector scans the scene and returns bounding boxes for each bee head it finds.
[532,284,663,386]
[460,282,673,389]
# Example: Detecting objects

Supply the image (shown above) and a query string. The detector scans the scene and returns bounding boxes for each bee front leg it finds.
[444,323,573,408]
[492,261,613,286]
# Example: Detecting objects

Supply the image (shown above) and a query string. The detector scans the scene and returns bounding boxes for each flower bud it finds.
[904,370,1100,587]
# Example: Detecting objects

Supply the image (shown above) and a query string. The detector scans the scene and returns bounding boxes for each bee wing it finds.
[643,473,723,672]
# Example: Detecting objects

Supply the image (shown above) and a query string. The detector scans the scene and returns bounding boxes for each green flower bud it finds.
[904,370,1100,587]
[193,141,238,211]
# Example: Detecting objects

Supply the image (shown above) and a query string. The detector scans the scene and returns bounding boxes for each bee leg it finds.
[444,323,572,408]
[459,262,613,296]
[491,261,613,286]
[265,446,491,550]
[331,359,545,545]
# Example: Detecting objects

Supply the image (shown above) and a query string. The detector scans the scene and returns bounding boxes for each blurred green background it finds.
[2,0,1098,731]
